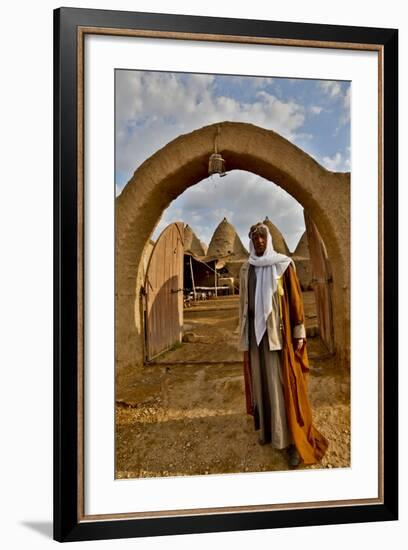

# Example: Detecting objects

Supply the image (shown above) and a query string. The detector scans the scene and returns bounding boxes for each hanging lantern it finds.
[208,125,227,177]
[208,153,226,176]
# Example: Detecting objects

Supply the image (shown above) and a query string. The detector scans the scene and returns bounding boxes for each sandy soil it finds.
[115,292,350,478]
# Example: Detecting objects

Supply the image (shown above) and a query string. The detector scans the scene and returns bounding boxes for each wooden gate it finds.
[144,222,184,361]
[304,211,335,354]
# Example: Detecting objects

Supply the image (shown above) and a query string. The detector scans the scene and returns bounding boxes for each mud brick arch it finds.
[116,121,350,372]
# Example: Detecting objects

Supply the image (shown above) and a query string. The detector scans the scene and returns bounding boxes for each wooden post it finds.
[189,255,196,301]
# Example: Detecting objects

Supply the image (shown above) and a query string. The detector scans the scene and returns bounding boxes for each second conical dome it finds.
[207,217,248,260]
[262,216,291,255]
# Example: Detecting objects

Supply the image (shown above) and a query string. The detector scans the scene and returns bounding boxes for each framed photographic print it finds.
[54,7,398,542]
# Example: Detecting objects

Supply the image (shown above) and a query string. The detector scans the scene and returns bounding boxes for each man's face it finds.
[251,230,267,256]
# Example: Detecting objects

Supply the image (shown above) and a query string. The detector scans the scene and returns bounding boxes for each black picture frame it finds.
[53,7,398,542]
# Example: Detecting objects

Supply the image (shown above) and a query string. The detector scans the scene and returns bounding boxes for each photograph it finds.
[114,69,351,477]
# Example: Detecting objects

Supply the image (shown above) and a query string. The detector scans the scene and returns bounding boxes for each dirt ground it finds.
[115,292,350,478]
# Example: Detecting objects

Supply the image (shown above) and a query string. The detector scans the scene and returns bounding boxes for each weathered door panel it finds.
[144,222,184,361]
[304,211,335,354]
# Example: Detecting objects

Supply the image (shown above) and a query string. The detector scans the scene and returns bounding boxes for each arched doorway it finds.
[115,121,350,372]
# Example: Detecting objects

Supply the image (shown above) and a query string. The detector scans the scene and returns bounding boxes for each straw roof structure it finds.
[292,231,310,258]
[206,217,249,261]
[262,216,291,255]
[200,240,208,256]
[183,224,207,258]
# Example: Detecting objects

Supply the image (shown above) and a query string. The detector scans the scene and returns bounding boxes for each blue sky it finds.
[116,70,350,252]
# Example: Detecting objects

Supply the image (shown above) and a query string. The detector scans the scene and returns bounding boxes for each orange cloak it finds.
[243,263,329,465]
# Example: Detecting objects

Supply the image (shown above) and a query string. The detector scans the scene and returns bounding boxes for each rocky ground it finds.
[115,292,350,479]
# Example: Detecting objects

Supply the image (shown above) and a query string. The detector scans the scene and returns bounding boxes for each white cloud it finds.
[318,80,350,128]
[252,77,274,88]
[343,86,351,109]
[116,71,350,252]
[320,151,350,172]
[116,71,306,193]
[322,152,342,170]
[319,81,342,97]
[213,75,274,89]
[152,170,305,252]
[340,87,351,124]
[310,105,323,115]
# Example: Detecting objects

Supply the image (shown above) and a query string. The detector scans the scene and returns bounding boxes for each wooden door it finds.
[304,211,335,354]
[144,222,184,361]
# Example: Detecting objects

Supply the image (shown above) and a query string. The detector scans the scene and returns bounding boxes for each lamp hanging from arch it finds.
[208,125,227,177]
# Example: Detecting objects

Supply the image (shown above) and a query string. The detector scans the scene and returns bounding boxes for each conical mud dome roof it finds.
[184,224,207,257]
[200,240,208,255]
[207,217,249,260]
[293,231,310,258]
[263,217,291,255]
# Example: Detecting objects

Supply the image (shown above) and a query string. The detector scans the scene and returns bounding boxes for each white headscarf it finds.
[248,224,293,345]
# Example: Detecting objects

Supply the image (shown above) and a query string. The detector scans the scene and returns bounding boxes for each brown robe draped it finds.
[243,263,329,465]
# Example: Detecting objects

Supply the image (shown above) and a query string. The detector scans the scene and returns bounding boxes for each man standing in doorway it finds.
[238,222,328,467]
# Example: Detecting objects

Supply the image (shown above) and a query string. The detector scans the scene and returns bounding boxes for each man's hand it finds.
[294,338,305,351]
